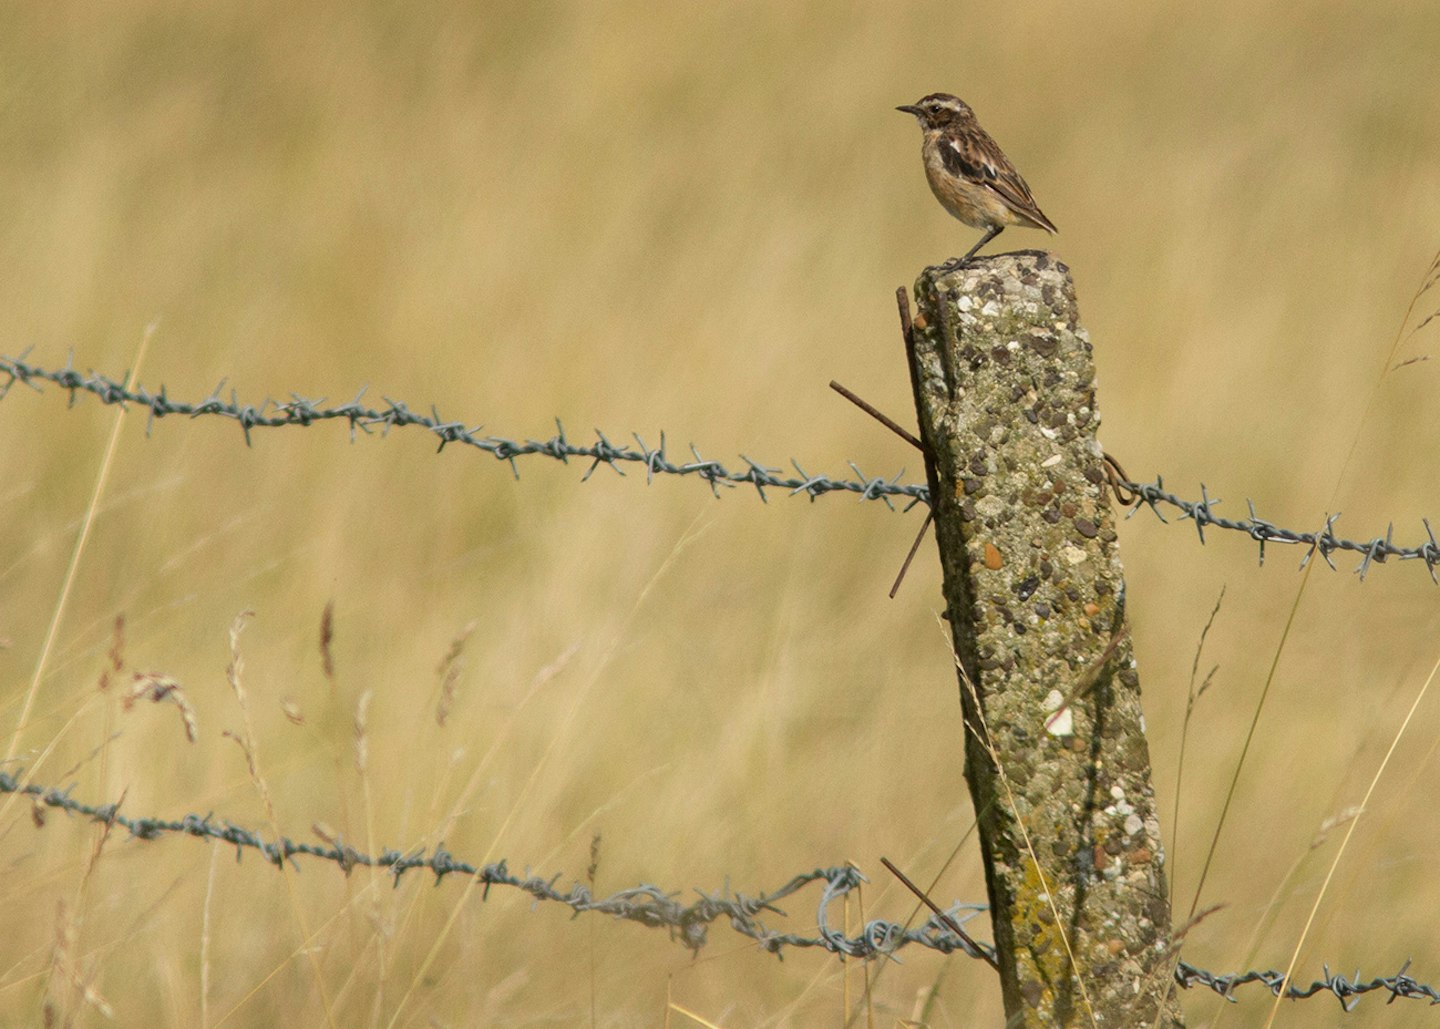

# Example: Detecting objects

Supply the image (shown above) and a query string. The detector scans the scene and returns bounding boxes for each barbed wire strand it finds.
[0,769,981,962]
[2,355,1436,580]
[2,770,1434,1009]
[0,355,923,508]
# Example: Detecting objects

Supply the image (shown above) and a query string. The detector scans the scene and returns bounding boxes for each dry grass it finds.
[1,1,1439,1024]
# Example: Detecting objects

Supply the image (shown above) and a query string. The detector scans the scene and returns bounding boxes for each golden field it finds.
[1,2,1438,1025]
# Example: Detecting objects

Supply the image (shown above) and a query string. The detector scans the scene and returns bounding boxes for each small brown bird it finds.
[897,93,1057,261]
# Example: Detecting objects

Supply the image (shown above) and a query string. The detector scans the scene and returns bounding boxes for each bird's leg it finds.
[962,224,1003,262]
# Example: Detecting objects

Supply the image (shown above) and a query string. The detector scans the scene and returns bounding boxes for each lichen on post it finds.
[905,252,1182,1026]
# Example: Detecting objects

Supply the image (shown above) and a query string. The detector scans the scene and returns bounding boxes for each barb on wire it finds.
[4,355,1439,579]
[4,769,1437,1008]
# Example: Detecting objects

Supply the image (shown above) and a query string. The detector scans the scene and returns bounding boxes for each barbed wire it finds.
[3,769,1434,1009]
[0,355,925,508]
[0,769,982,961]
[1174,959,1440,1010]
[2,354,1436,579]
[1123,479,1440,583]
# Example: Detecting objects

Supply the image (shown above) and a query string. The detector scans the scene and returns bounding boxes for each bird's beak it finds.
[895,104,923,117]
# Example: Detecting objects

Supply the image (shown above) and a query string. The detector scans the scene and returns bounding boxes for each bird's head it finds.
[896,93,972,131]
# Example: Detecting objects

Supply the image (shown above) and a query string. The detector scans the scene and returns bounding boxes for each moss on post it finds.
[906,252,1182,1026]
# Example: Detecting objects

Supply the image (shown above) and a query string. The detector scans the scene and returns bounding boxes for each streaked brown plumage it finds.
[897,93,1056,261]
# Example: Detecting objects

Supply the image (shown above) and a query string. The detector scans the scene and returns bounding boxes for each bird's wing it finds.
[939,131,1057,234]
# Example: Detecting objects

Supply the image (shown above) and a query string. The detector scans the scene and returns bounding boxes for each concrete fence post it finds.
[903,252,1183,1026]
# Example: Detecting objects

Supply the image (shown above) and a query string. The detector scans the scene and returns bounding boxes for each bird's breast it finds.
[920,143,1017,230]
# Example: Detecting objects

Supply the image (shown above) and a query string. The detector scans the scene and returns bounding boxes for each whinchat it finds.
[897,93,1057,261]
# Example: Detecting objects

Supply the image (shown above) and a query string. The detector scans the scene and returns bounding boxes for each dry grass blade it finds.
[1338,244,1440,472]
[354,680,388,1020]
[352,690,371,775]
[200,840,220,1029]
[1187,564,1313,924]
[7,324,153,768]
[1169,586,1225,909]
[1398,249,1440,351]
[666,1000,726,1028]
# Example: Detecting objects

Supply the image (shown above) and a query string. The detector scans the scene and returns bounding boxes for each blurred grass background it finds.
[0,0,1438,1024]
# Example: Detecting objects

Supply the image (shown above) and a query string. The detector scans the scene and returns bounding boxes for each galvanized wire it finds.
[1124,479,1440,583]
[2,354,1436,578]
[0,355,925,508]
[0,769,985,961]
[4,769,1435,1009]
[1174,959,1440,1010]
